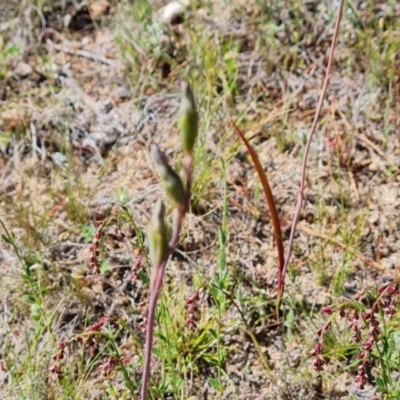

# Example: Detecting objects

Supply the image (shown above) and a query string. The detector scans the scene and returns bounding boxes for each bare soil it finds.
[0,1,399,399]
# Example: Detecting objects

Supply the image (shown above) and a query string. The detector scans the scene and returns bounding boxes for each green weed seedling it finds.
[80,223,96,243]
[0,41,22,80]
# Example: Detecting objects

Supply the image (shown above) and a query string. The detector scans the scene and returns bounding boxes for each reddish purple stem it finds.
[140,217,183,400]
[280,0,344,298]
[140,157,192,400]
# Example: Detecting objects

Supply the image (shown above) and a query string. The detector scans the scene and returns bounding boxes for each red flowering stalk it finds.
[49,363,63,379]
[88,209,128,274]
[84,316,112,333]
[310,317,333,371]
[89,221,103,274]
[186,289,201,331]
[49,315,133,389]
[138,301,148,334]
[314,282,400,392]
[99,356,120,376]
[131,255,143,280]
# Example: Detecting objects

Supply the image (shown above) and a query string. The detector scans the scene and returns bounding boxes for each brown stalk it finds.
[231,121,285,292]
[232,0,344,306]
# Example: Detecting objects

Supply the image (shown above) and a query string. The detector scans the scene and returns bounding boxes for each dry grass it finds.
[0,0,400,399]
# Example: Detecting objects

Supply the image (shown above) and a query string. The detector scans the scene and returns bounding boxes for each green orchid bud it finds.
[147,200,168,269]
[151,144,186,206]
[179,81,198,155]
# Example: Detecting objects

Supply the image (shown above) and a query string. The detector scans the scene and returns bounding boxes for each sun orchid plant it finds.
[140,81,198,400]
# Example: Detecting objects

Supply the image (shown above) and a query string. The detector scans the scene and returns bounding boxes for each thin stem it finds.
[279,0,344,302]
[183,155,193,214]
[141,156,193,400]
[140,218,183,400]
[0,218,27,274]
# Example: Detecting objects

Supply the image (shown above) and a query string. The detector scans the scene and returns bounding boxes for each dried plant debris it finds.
[0,1,400,399]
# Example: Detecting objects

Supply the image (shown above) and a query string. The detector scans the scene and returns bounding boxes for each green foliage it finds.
[0,41,22,79]
[80,223,96,243]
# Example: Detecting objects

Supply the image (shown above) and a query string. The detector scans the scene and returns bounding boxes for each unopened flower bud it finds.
[313,355,323,371]
[147,200,168,269]
[364,310,372,320]
[378,286,387,294]
[363,339,373,351]
[386,306,396,317]
[49,364,62,374]
[315,342,323,354]
[179,81,198,155]
[388,285,397,295]
[151,145,185,206]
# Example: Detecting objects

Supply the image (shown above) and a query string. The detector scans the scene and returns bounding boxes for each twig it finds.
[48,41,115,66]
[279,0,345,301]
[356,132,397,170]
